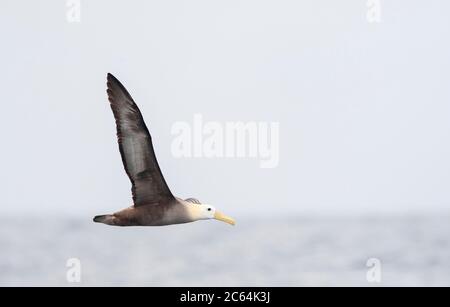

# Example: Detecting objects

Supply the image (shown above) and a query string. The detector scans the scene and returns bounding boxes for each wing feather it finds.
[106,73,174,206]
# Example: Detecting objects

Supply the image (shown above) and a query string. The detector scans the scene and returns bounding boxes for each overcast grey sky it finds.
[1,1,449,217]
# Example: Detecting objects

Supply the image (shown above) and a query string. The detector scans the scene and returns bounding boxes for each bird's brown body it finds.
[96,198,195,226]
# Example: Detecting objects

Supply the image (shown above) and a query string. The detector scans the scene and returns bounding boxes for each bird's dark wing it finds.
[106,73,174,207]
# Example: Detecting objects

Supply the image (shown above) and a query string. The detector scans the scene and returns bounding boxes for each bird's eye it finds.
[207,208,212,211]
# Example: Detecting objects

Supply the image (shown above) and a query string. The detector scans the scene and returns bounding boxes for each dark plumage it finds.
[106,73,173,206]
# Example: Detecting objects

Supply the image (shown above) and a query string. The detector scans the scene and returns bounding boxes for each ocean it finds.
[1,214,449,286]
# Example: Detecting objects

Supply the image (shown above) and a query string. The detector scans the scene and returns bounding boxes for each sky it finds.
[1,0,449,217]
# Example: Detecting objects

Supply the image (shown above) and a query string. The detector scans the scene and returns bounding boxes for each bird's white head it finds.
[188,203,236,226]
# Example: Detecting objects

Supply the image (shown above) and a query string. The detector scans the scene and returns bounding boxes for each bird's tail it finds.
[93,214,115,225]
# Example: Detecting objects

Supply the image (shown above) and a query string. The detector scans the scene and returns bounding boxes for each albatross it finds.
[93,73,235,227]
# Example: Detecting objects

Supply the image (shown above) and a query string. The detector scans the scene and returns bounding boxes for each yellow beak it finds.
[214,211,236,226]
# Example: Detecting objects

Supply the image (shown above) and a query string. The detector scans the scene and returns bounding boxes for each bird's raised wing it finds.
[106,73,174,206]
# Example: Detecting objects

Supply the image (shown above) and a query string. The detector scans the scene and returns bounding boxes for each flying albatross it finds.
[93,73,235,227]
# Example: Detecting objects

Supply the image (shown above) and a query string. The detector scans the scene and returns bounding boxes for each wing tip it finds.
[107,73,121,87]
[106,73,130,98]
[106,73,119,101]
